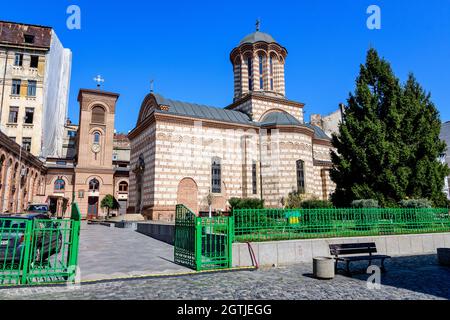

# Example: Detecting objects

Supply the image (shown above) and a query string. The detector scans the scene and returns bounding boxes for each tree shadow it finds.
[336,254,450,299]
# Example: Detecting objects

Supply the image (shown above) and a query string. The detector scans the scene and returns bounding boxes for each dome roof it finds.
[239,31,276,45]
[260,111,300,126]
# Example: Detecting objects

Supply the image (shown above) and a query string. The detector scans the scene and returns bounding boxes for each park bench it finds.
[329,242,391,275]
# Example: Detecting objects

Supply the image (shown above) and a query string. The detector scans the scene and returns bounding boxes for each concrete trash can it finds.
[437,248,450,266]
[313,257,335,280]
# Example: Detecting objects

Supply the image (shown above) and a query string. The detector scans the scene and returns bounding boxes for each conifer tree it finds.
[330,49,449,207]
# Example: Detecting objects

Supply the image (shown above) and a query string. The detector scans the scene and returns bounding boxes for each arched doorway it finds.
[177,178,198,213]
[134,155,145,213]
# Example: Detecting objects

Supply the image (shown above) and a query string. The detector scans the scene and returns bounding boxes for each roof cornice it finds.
[225,92,305,110]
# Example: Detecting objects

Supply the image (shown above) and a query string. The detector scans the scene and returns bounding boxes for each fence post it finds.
[67,202,82,281]
[20,220,33,285]
[195,217,202,271]
[227,216,234,269]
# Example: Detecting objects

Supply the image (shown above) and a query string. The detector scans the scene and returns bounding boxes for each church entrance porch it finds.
[47,196,70,218]
[88,196,99,219]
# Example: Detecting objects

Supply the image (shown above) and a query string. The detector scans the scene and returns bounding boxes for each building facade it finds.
[128,28,336,221]
[441,121,450,199]
[0,21,71,158]
[310,107,344,139]
[0,129,46,214]
[42,89,130,219]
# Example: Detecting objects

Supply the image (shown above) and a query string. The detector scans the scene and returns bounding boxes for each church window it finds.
[270,56,274,91]
[54,179,65,191]
[92,106,105,124]
[252,161,257,195]
[119,181,128,193]
[247,57,253,91]
[296,160,306,194]
[93,131,101,144]
[211,157,221,193]
[259,54,264,89]
[89,178,100,192]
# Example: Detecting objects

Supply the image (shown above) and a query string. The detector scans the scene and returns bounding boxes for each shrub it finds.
[300,200,333,209]
[399,199,432,209]
[229,197,264,211]
[351,199,380,208]
[282,191,306,209]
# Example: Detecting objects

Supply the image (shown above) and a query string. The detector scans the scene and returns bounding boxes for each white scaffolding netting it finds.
[41,30,72,158]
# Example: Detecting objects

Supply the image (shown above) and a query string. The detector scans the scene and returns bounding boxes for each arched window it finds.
[211,157,222,193]
[247,57,253,91]
[93,131,101,144]
[89,178,100,192]
[269,56,274,91]
[259,54,264,90]
[119,181,128,193]
[54,178,65,191]
[296,160,305,194]
[91,106,105,124]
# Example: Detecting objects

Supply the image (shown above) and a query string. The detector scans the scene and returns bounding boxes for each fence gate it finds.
[174,204,233,271]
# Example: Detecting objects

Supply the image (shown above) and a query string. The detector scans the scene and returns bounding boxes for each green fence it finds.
[0,204,81,286]
[233,208,450,242]
[174,205,233,271]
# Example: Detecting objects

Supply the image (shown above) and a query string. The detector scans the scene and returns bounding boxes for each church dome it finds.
[239,31,276,45]
[260,111,300,126]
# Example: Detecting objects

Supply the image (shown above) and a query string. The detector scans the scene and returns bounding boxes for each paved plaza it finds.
[77,222,190,281]
[0,253,449,300]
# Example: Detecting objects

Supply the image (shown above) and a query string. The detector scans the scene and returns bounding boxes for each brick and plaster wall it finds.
[230,95,304,123]
[129,114,334,220]
[129,122,156,216]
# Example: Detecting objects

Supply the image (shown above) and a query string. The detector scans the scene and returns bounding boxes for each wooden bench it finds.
[329,242,391,275]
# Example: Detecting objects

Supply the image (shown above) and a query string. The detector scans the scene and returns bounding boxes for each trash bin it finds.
[313,257,335,279]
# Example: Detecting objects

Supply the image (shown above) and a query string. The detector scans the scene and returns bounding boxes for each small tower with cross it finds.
[75,86,120,217]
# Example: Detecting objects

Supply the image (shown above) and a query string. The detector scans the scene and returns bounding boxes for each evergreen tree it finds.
[100,194,120,220]
[330,49,449,207]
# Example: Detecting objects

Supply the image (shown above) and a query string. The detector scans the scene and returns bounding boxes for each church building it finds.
[128,26,336,221]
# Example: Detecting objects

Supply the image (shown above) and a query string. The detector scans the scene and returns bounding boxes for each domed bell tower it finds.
[230,21,288,101]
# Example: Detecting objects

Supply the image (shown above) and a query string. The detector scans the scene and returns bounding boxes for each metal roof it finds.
[153,94,253,125]
[260,111,301,126]
[239,31,276,45]
[304,123,331,140]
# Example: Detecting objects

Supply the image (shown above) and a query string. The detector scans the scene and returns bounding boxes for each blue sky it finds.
[3,0,450,132]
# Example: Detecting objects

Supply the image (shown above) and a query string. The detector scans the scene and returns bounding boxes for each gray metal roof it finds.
[239,31,276,45]
[260,111,301,126]
[153,94,253,125]
[304,123,331,140]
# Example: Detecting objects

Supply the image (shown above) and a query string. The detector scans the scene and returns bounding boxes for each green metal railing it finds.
[233,208,450,242]
[174,205,233,271]
[196,216,233,271]
[0,203,81,286]
[174,205,197,270]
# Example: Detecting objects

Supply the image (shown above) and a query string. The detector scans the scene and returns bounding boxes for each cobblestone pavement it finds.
[1,254,449,300]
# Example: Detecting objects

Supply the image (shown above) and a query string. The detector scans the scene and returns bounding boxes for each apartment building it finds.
[0,21,71,158]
